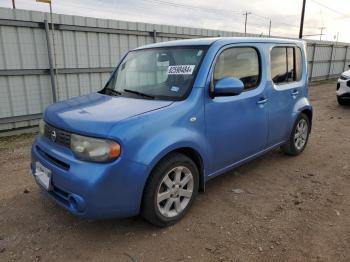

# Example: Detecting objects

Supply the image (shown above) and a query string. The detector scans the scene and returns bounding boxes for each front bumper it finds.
[336,78,350,97]
[31,135,149,219]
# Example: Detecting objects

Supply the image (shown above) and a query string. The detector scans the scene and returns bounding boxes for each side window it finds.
[271,46,303,84]
[214,47,260,90]
[287,47,294,82]
[271,47,287,84]
[295,48,303,81]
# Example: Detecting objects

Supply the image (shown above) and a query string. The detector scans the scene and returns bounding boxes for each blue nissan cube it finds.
[31,37,312,227]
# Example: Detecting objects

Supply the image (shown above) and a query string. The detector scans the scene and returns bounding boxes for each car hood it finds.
[342,70,350,78]
[44,93,173,137]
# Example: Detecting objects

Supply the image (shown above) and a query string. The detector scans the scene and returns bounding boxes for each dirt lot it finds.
[0,81,349,262]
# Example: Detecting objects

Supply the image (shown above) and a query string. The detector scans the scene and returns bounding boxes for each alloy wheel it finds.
[156,166,194,218]
[294,118,308,151]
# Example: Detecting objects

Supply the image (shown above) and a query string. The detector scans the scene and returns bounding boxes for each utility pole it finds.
[36,0,60,101]
[319,27,326,41]
[12,0,16,9]
[243,11,252,36]
[269,19,272,37]
[299,0,306,39]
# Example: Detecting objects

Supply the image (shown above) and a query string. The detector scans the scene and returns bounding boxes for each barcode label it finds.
[167,65,195,75]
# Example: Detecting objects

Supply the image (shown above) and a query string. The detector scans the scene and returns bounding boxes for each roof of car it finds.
[135,37,305,50]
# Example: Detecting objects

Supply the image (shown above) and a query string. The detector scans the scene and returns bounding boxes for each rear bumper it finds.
[31,135,150,219]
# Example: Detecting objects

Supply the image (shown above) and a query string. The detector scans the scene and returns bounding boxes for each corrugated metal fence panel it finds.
[311,62,329,79]
[0,26,47,70]
[306,44,315,61]
[0,74,52,116]
[330,62,345,75]
[334,46,346,60]
[57,72,110,101]
[1,7,350,131]
[314,45,332,62]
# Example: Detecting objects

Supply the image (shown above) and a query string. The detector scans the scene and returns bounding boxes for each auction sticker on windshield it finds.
[167,65,195,75]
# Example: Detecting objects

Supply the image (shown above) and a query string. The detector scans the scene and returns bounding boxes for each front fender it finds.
[132,127,207,173]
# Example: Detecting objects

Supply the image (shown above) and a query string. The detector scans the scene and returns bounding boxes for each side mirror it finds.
[213,77,244,97]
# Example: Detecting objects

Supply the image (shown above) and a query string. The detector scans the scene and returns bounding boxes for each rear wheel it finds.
[141,153,199,227]
[281,113,310,156]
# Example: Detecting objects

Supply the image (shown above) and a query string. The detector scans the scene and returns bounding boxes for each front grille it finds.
[36,146,70,170]
[44,123,71,147]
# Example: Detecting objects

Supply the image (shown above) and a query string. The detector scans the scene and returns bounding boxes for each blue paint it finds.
[31,37,312,219]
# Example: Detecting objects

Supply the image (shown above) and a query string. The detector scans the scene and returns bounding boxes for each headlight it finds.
[39,119,46,136]
[70,134,121,162]
[340,74,348,80]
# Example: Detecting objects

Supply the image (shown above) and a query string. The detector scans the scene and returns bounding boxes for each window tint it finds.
[271,47,287,84]
[295,48,302,81]
[271,46,303,84]
[214,47,260,90]
[287,48,294,82]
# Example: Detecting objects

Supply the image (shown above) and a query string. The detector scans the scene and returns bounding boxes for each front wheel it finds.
[281,113,310,156]
[141,153,199,227]
[337,96,348,106]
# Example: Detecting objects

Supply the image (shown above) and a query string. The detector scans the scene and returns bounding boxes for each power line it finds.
[142,0,242,15]
[142,0,315,32]
[310,0,348,17]
[251,13,270,21]
[39,0,314,35]
[11,0,316,37]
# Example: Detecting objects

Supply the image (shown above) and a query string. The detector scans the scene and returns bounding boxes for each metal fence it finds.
[0,7,349,131]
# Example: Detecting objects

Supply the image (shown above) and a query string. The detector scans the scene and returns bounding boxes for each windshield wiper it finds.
[123,89,155,99]
[105,88,122,96]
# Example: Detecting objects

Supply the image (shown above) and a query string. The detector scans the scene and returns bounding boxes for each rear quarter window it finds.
[271,46,303,84]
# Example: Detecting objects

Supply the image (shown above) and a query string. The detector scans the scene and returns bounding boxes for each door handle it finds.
[257,97,268,105]
[291,90,299,96]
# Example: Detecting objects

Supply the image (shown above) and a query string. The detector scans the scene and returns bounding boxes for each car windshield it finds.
[104,46,207,100]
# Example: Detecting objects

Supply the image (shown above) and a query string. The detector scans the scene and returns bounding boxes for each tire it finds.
[337,96,348,105]
[141,153,199,227]
[281,113,310,156]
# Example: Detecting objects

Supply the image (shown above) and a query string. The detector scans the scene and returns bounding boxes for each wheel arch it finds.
[172,147,205,192]
[291,97,313,131]
[143,146,206,199]
[300,107,313,130]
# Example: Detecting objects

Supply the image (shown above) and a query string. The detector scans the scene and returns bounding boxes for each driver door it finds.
[205,46,269,175]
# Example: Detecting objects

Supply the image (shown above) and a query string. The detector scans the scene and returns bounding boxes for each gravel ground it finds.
[0,81,349,262]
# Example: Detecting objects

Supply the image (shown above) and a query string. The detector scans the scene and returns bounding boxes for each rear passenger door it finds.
[267,46,303,146]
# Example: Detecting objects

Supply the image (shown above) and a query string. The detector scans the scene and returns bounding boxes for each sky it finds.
[1,0,350,43]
